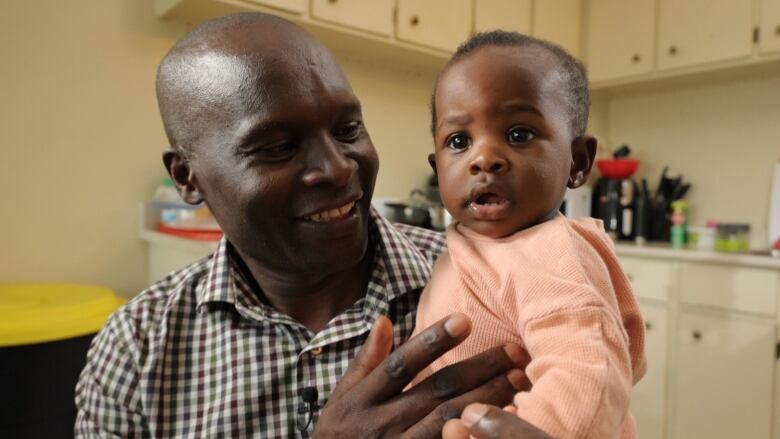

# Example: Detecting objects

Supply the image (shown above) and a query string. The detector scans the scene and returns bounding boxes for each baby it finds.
[411,31,646,438]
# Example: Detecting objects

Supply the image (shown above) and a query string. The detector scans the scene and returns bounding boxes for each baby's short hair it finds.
[431,30,590,137]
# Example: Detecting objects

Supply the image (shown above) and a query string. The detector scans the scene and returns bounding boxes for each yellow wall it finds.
[335,55,438,200]
[597,72,780,248]
[0,1,438,296]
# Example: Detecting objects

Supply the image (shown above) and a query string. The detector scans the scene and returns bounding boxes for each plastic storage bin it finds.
[0,284,123,438]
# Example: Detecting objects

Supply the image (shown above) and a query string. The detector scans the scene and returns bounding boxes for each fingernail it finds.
[506,369,527,391]
[444,314,470,337]
[461,403,489,427]
[503,344,524,364]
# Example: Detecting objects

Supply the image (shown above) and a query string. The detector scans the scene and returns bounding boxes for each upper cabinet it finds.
[474,0,532,35]
[311,0,394,37]
[533,0,583,58]
[585,0,656,82]
[244,0,306,14]
[657,0,753,70]
[759,0,780,55]
[396,0,472,52]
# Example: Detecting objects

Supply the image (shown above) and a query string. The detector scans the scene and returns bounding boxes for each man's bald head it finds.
[156,13,343,153]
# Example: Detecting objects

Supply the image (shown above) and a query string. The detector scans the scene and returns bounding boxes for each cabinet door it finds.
[244,0,306,14]
[474,0,531,34]
[533,0,583,58]
[586,0,655,82]
[673,310,774,439]
[311,0,394,37]
[657,0,753,70]
[759,0,780,55]
[396,0,472,52]
[632,301,668,439]
[619,256,673,302]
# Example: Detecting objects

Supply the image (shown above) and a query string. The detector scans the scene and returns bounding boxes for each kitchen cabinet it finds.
[533,0,583,58]
[657,0,753,70]
[632,300,668,439]
[474,0,531,35]
[585,0,656,82]
[672,309,774,439]
[759,0,780,55]
[619,256,673,302]
[679,262,778,317]
[614,245,780,439]
[395,0,472,52]
[311,0,394,37]
[244,0,306,14]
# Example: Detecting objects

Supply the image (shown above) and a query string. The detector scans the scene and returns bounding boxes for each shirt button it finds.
[309,346,323,357]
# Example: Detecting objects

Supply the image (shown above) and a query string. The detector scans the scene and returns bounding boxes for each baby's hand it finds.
[442,403,551,439]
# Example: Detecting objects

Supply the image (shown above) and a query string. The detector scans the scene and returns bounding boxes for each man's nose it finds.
[301,135,357,187]
[469,142,508,175]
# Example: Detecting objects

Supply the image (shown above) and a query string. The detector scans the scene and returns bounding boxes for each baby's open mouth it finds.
[474,192,508,205]
[467,184,511,220]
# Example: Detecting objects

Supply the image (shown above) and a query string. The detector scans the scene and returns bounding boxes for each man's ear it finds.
[427,153,438,175]
[568,135,597,189]
[162,148,204,205]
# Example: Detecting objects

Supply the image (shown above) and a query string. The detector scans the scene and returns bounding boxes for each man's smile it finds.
[302,200,357,222]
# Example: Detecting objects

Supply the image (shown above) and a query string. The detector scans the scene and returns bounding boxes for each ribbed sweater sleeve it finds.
[410,214,645,438]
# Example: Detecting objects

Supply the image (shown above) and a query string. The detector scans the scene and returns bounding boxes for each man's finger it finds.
[329,315,394,400]
[361,313,472,403]
[400,344,526,408]
[460,403,552,439]
[402,369,524,438]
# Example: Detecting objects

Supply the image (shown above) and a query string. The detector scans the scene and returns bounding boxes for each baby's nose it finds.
[469,146,509,175]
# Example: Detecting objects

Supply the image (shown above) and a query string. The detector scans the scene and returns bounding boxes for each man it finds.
[75,12,548,438]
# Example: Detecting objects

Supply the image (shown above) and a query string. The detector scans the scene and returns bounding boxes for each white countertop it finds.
[614,242,780,270]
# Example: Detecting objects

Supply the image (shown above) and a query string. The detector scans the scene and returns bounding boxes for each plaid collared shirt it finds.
[75,212,445,438]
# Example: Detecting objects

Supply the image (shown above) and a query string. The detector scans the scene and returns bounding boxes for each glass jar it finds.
[714,223,750,252]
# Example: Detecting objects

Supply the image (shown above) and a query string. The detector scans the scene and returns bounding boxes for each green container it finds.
[714,223,750,252]
[670,200,689,248]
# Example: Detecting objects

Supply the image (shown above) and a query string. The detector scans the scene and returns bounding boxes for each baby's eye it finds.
[446,134,471,151]
[507,127,535,144]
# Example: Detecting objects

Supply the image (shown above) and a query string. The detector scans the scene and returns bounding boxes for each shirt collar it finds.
[196,208,432,319]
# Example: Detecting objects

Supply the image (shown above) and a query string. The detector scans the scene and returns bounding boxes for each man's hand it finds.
[314,313,530,438]
[442,404,552,439]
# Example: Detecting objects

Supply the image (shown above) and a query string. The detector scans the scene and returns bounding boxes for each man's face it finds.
[433,45,576,238]
[181,37,379,278]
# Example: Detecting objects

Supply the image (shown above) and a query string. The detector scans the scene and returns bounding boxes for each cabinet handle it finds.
[775,25,780,36]
[645,321,653,331]
[692,330,702,341]
[669,46,678,55]
[632,54,641,63]
[328,0,337,3]
[410,16,420,26]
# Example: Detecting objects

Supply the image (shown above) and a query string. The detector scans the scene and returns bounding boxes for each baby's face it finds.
[433,45,577,239]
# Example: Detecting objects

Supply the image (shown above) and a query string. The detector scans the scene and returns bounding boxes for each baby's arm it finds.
[512,305,633,439]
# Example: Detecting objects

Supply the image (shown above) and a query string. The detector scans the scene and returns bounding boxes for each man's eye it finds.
[249,142,296,159]
[333,121,362,142]
[446,134,470,151]
[507,127,535,144]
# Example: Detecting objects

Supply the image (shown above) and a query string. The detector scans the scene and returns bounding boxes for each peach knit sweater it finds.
[412,214,646,439]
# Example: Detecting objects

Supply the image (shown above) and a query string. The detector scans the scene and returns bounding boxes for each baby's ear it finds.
[568,135,597,188]
[427,153,438,175]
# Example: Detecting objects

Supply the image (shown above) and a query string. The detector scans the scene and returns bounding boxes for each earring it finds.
[569,172,583,187]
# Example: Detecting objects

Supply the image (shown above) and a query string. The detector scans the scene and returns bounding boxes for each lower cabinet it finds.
[632,300,668,439]
[671,309,775,439]
[617,250,780,439]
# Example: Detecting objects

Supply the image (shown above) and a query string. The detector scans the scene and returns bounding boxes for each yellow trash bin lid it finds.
[0,283,124,347]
